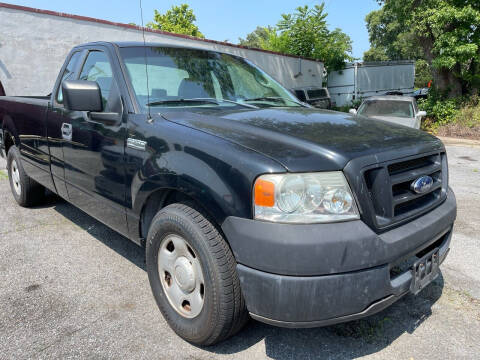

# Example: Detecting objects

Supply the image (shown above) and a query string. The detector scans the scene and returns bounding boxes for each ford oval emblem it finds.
[411,175,434,194]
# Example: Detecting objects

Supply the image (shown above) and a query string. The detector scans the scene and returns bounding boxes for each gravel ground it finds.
[0,144,479,360]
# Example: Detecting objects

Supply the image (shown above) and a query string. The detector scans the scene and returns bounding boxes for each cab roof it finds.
[364,95,414,102]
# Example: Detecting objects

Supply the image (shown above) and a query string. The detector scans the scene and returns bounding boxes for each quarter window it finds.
[56,51,82,104]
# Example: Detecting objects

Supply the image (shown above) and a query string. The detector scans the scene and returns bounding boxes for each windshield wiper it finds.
[146,98,258,109]
[244,96,306,107]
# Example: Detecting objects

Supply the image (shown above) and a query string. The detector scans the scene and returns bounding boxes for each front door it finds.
[63,48,128,235]
[47,50,84,199]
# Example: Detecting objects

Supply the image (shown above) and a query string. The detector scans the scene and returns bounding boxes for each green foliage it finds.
[418,93,480,137]
[238,26,273,48]
[420,95,480,138]
[239,3,354,70]
[147,4,204,38]
[363,47,389,62]
[418,96,460,127]
[415,59,432,88]
[363,7,422,61]
[365,0,480,97]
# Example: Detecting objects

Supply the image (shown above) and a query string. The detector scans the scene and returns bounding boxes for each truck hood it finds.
[367,115,417,129]
[160,107,444,172]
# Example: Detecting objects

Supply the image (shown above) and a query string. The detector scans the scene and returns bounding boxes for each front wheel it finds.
[146,203,248,346]
[7,145,45,207]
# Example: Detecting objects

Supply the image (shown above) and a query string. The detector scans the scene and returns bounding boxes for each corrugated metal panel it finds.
[327,61,415,107]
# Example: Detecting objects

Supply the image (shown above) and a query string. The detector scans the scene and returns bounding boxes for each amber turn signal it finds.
[254,178,275,207]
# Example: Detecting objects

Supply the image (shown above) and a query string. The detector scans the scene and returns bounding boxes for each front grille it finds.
[362,152,448,230]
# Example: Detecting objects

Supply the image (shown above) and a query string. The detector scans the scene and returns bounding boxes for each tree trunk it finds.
[419,30,463,98]
[433,66,463,98]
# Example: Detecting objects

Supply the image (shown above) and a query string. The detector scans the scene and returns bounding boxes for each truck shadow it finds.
[49,195,146,271]
[49,196,444,359]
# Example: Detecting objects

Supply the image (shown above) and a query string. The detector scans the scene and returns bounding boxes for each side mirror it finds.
[418,110,427,117]
[349,109,357,115]
[62,80,103,112]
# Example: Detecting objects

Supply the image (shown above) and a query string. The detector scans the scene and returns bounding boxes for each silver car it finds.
[349,96,426,129]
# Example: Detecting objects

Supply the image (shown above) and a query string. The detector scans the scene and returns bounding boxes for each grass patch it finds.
[0,171,8,180]
[420,95,480,140]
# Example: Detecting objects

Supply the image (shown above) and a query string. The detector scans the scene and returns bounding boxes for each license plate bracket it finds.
[410,248,440,295]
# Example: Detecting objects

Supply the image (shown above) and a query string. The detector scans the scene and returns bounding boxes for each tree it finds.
[147,4,204,38]
[363,7,422,61]
[363,46,389,62]
[364,0,480,97]
[273,4,354,70]
[239,4,353,71]
[238,26,273,48]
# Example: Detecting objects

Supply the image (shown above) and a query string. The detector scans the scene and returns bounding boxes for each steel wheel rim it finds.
[158,234,205,318]
[11,160,21,196]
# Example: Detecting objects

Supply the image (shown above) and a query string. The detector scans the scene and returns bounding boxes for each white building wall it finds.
[0,6,323,96]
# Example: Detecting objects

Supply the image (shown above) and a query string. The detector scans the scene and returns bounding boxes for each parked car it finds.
[0,42,456,346]
[292,87,333,108]
[413,87,430,100]
[349,95,426,129]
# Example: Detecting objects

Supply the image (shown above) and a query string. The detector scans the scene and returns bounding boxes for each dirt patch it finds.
[436,124,480,140]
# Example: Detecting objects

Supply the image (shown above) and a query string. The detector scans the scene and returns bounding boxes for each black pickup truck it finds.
[0,42,456,345]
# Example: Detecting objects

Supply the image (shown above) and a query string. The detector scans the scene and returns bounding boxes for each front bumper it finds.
[221,188,456,327]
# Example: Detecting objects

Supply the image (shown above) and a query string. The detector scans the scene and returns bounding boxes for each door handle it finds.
[61,123,72,141]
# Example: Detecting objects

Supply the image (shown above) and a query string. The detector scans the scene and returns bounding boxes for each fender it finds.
[125,116,286,243]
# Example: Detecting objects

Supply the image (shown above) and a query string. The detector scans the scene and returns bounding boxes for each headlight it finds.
[254,172,359,223]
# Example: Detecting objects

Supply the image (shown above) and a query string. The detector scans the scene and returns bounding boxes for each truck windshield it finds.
[119,46,302,110]
[358,100,414,118]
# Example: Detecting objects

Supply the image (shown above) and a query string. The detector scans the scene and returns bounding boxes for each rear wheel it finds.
[7,145,45,207]
[146,202,248,346]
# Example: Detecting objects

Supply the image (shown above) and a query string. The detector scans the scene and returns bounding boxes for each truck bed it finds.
[0,95,52,187]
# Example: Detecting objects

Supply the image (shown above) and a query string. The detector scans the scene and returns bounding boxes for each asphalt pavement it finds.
[0,144,479,359]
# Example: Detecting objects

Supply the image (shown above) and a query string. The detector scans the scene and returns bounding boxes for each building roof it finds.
[0,2,321,62]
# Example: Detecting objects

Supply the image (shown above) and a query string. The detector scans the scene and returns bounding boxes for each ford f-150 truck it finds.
[0,42,456,346]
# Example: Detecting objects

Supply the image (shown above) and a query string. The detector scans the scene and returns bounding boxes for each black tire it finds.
[146,202,249,346]
[7,145,45,207]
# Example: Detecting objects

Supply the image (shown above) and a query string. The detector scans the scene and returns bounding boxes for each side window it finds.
[56,51,82,104]
[79,51,119,112]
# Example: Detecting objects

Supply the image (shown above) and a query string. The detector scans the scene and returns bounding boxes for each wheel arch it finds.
[2,114,18,155]
[137,185,228,244]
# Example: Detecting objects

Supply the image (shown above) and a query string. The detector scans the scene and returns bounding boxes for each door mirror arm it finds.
[88,112,121,126]
[88,96,124,126]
